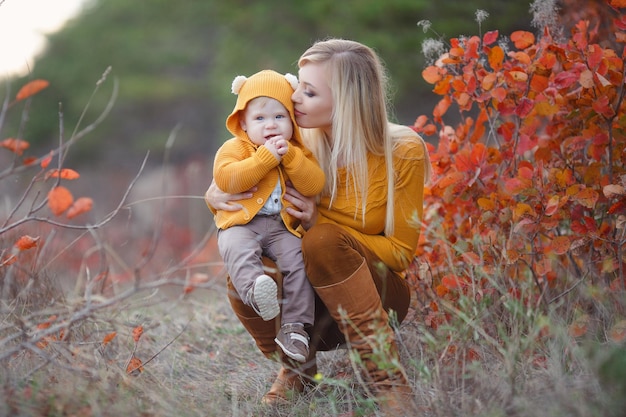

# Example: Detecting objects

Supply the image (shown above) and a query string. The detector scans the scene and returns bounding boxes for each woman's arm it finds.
[284,182,318,230]
[352,140,428,271]
[204,178,256,213]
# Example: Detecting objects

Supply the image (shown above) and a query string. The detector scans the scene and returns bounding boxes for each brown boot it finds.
[261,343,318,405]
[314,259,417,414]
[228,268,318,406]
[261,362,317,405]
[227,275,279,358]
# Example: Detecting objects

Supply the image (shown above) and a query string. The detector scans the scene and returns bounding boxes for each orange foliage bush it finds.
[412,1,626,333]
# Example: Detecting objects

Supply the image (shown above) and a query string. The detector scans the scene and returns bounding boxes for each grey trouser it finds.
[217,214,315,326]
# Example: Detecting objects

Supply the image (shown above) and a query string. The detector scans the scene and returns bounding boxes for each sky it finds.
[0,0,87,78]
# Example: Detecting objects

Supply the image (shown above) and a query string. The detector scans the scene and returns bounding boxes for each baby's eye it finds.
[255,116,264,121]
[276,115,286,119]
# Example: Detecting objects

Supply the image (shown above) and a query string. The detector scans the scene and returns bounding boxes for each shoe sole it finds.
[254,275,279,321]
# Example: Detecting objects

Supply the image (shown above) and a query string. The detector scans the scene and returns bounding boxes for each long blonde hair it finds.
[298,39,397,234]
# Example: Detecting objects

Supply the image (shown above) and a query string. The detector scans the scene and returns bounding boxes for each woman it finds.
[206,38,431,414]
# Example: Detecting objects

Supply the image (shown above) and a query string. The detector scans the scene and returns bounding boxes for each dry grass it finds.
[1,272,625,417]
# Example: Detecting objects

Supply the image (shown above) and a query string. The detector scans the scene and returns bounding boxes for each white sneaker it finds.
[248,275,279,321]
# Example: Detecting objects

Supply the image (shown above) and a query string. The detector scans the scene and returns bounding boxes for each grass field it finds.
[1,272,625,417]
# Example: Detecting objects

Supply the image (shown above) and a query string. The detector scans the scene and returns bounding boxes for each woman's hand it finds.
[204,179,255,212]
[284,182,318,230]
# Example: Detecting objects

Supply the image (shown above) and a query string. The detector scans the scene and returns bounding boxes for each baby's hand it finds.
[264,137,282,160]
[266,136,288,157]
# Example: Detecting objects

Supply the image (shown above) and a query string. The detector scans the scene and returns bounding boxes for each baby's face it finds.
[240,97,293,147]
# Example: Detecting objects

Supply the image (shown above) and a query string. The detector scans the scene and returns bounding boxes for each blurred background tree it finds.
[1,0,533,169]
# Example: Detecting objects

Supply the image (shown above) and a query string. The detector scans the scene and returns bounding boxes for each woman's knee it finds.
[302,224,365,286]
[302,223,347,265]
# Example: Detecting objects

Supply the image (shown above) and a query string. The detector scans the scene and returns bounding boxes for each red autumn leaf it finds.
[36,315,57,330]
[47,186,74,216]
[15,79,50,102]
[433,75,452,95]
[504,178,529,196]
[508,51,531,65]
[544,195,561,216]
[435,284,449,297]
[614,13,626,30]
[507,70,528,83]
[505,249,520,264]
[482,30,499,46]
[569,315,589,338]
[535,257,552,276]
[132,325,144,343]
[610,0,626,7]
[608,200,626,215]
[510,31,535,49]
[66,197,94,219]
[586,45,603,71]
[481,72,498,91]
[422,66,443,84]
[22,157,37,165]
[442,274,465,289]
[572,188,599,209]
[491,86,507,102]
[1,138,30,156]
[45,168,80,181]
[592,95,615,119]
[550,236,571,255]
[449,47,465,58]
[41,152,53,169]
[464,36,480,59]
[127,356,143,375]
[461,251,481,266]
[102,332,117,346]
[487,45,504,71]
[422,124,438,136]
[515,97,534,117]
[572,216,597,234]
[413,115,428,130]
[553,71,579,89]
[437,171,465,189]
[15,235,40,251]
[433,96,452,122]
[530,74,549,92]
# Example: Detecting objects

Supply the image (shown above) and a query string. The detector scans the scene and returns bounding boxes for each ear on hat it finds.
[231,76,247,94]
[284,73,298,90]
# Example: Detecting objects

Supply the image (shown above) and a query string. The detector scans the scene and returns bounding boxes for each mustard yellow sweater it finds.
[212,135,325,237]
[316,135,428,272]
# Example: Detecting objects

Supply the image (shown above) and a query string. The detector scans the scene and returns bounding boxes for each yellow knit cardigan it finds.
[212,135,324,237]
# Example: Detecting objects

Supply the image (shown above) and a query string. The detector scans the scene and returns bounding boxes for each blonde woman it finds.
[206,39,430,414]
